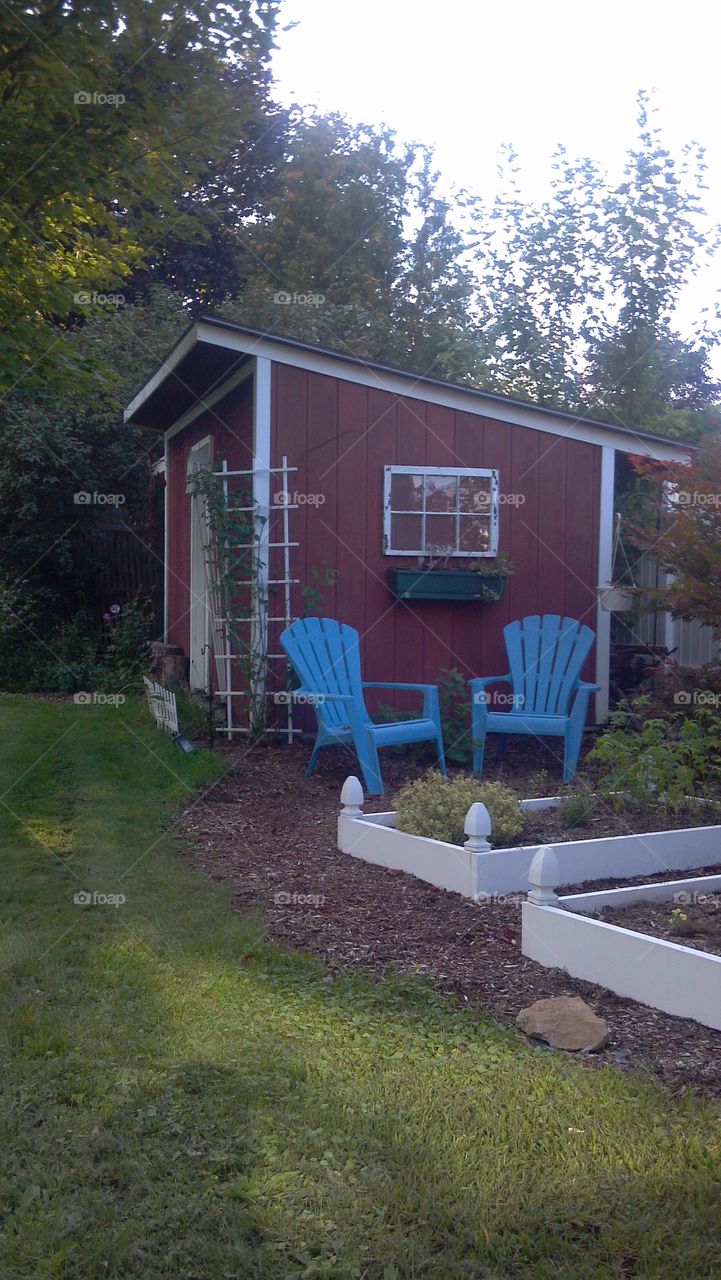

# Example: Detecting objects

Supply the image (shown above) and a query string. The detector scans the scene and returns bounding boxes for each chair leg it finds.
[470,700,486,774]
[355,731,384,796]
[495,734,508,761]
[436,732,447,777]
[471,732,485,774]
[563,725,583,781]
[305,739,322,777]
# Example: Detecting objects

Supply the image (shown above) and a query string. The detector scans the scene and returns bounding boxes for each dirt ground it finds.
[178,734,721,1099]
[598,893,721,957]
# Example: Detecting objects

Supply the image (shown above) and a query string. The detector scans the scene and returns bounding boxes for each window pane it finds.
[424,514,457,554]
[461,475,492,514]
[390,471,422,511]
[391,513,422,551]
[426,474,458,512]
[459,515,491,553]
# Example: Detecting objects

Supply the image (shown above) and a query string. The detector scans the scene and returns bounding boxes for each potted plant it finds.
[388,553,514,602]
[597,513,638,612]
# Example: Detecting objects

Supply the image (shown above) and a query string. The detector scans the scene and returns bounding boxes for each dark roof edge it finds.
[124,311,696,452]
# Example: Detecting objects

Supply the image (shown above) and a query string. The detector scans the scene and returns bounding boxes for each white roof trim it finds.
[126,319,693,463]
[194,322,693,463]
[123,325,199,422]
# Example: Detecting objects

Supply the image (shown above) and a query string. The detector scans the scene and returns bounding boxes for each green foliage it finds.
[438,668,473,764]
[470,94,720,435]
[17,596,154,694]
[558,788,599,829]
[187,467,268,736]
[300,562,339,614]
[0,0,279,392]
[394,770,526,847]
[588,698,721,810]
[0,288,185,650]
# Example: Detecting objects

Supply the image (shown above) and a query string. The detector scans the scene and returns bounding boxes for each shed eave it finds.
[124,315,696,462]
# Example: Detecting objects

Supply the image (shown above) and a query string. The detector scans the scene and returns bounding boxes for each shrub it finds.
[394,771,526,848]
[438,668,472,765]
[587,696,721,810]
[558,789,598,828]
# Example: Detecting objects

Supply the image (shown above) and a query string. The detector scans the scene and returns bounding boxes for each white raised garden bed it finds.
[522,850,721,1032]
[337,776,721,901]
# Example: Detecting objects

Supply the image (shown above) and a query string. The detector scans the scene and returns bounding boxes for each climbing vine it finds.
[187,467,269,738]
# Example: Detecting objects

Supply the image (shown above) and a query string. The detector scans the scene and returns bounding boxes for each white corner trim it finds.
[252,357,272,678]
[594,446,615,722]
[162,449,168,639]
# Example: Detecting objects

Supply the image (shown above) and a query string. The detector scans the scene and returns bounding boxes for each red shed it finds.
[125,317,699,737]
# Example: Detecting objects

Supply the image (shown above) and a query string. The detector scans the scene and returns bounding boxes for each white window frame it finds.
[383,465,500,558]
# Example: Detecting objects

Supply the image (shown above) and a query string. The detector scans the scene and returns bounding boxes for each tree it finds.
[471,146,606,407]
[632,442,721,633]
[0,0,279,391]
[0,289,187,645]
[583,94,721,436]
[468,95,721,434]
[219,119,489,382]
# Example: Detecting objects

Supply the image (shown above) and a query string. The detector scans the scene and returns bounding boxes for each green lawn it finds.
[1,695,720,1279]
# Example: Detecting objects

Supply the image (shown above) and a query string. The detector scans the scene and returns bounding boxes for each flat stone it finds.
[516,995,609,1052]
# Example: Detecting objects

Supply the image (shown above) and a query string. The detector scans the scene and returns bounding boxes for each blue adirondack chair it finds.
[469,615,600,781]
[280,617,446,795]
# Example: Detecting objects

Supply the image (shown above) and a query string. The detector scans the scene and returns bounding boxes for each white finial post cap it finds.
[340,775,364,816]
[464,801,492,853]
[527,844,560,905]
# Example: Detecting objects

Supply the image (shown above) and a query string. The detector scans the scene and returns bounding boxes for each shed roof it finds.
[124,315,694,460]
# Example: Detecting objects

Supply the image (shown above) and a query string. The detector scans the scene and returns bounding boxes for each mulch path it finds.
[178,737,721,1099]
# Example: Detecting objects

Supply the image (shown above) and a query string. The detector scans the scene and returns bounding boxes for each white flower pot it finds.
[598,585,635,612]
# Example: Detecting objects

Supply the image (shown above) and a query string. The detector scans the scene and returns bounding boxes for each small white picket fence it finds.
[143,677,179,735]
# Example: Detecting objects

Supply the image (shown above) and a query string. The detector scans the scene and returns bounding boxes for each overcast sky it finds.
[272,0,721,367]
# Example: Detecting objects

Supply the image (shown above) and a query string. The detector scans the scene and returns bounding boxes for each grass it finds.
[0,695,720,1279]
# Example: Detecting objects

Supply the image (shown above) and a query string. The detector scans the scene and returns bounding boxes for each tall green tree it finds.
[0,0,279,391]
[471,146,606,407]
[582,95,720,436]
[469,96,720,434]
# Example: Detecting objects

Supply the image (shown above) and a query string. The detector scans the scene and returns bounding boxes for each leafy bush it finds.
[438,668,472,765]
[587,697,721,810]
[557,789,599,828]
[394,771,526,848]
[6,596,155,694]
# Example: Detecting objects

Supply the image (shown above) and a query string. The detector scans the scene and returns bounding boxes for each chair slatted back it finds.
[280,618,368,731]
[504,615,595,716]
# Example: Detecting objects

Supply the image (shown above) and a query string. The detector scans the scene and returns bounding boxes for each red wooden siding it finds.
[270,364,601,697]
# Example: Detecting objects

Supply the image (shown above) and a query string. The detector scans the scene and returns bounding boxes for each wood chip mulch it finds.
[177,741,721,1100]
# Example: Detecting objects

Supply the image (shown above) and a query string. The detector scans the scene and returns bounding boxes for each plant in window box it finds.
[388,553,514,602]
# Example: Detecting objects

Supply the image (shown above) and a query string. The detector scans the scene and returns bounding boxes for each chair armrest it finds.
[576,682,601,693]
[468,674,511,691]
[362,681,439,722]
[363,681,437,693]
